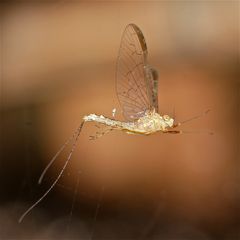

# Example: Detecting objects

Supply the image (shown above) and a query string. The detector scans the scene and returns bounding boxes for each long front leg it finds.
[172,123,181,128]
[166,130,213,135]
[172,109,211,128]
[165,130,182,134]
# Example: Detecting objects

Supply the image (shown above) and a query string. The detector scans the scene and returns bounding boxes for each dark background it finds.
[1,1,239,239]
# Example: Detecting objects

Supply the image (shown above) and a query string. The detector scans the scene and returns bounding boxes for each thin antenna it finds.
[18,121,85,223]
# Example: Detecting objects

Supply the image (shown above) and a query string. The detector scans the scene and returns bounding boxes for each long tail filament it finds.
[18,121,85,223]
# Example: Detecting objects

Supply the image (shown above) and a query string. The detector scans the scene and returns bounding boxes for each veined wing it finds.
[116,23,159,121]
[145,65,159,114]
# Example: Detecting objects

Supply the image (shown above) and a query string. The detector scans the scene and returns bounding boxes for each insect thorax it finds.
[135,111,174,133]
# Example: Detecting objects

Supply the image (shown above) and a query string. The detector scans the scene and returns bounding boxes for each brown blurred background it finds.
[1,1,239,239]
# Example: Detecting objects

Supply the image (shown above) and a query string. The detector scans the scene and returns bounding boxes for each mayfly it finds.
[19,23,210,223]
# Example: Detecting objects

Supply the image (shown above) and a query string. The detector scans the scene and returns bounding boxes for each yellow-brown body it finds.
[83,110,175,135]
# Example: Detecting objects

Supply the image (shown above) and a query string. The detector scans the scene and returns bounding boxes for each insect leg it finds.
[89,127,114,140]
[18,121,85,223]
[167,130,213,135]
[165,130,182,134]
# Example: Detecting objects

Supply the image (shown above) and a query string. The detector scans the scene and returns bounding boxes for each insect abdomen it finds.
[83,114,124,128]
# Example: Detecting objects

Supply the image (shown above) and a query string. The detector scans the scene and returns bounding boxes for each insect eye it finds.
[163,115,170,121]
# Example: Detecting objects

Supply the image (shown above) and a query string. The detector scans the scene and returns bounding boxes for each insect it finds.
[19,23,210,223]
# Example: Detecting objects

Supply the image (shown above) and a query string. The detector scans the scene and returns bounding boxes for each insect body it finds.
[84,110,175,135]
[84,23,177,136]
[19,23,208,223]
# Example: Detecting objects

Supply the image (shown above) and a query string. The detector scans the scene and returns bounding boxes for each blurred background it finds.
[1,1,239,239]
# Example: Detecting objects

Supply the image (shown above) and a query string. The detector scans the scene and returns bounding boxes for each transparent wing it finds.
[145,66,159,113]
[116,23,159,121]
